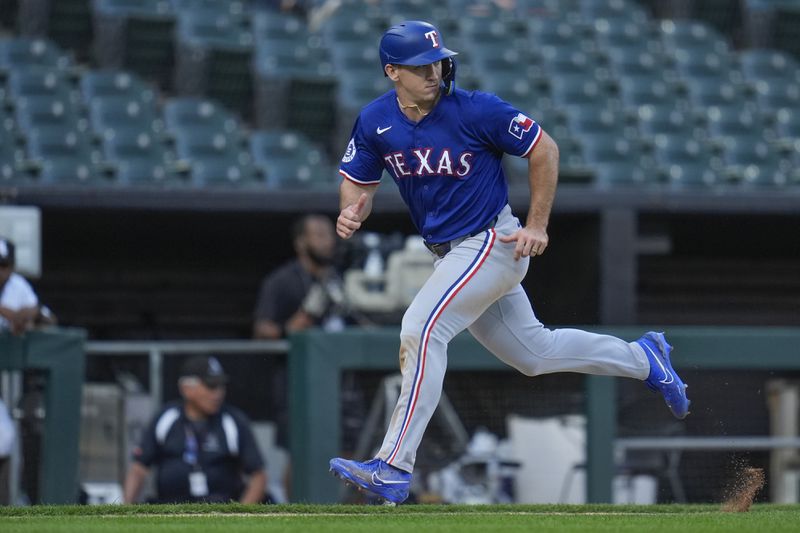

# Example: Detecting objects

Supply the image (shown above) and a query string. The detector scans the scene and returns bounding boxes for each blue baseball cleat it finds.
[329,457,411,504]
[637,331,691,419]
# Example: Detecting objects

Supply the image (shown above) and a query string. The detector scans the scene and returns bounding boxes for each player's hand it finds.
[499,225,549,261]
[337,193,368,239]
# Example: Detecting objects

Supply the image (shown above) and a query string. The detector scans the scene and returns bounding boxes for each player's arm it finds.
[499,129,559,260]
[122,461,150,503]
[337,179,378,239]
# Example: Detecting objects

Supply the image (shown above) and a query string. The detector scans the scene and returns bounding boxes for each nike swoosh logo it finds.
[644,344,674,385]
[372,471,406,485]
[376,126,392,135]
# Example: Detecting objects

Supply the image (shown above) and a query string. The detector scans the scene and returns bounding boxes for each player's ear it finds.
[385,64,399,81]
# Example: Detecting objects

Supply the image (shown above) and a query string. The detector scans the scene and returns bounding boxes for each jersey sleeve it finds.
[471,92,543,158]
[338,115,383,185]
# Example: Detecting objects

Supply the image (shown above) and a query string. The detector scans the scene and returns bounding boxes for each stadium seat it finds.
[593,18,652,51]
[579,133,654,173]
[0,37,71,75]
[607,48,675,79]
[636,104,700,138]
[13,95,86,134]
[684,79,750,109]
[592,160,650,186]
[253,10,310,44]
[718,136,788,186]
[172,129,258,187]
[174,11,254,116]
[753,80,800,113]
[673,50,738,82]
[705,106,764,141]
[564,103,635,138]
[0,128,25,184]
[580,0,649,24]
[89,96,163,138]
[739,49,800,84]
[6,67,77,102]
[92,0,176,90]
[170,0,247,16]
[651,134,720,185]
[26,128,109,185]
[549,73,611,108]
[18,0,94,62]
[659,19,730,56]
[163,97,238,134]
[617,76,677,108]
[80,70,157,104]
[774,108,800,144]
[249,129,333,189]
[528,16,594,49]
[101,129,182,185]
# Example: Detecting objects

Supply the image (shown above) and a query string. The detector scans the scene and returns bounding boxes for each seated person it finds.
[123,356,266,504]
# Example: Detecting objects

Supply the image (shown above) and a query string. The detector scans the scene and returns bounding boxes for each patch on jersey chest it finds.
[508,113,535,140]
[342,137,357,163]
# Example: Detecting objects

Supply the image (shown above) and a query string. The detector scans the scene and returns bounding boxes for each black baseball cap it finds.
[0,238,14,267]
[180,355,229,387]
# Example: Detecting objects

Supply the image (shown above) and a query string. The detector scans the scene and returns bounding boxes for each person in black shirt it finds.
[253,214,348,340]
[123,356,266,504]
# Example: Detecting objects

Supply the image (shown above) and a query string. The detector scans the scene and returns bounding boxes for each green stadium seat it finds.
[659,19,730,56]
[172,129,258,187]
[705,106,764,141]
[617,76,677,108]
[739,49,800,84]
[528,16,594,49]
[163,97,238,134]
[80,70,157,104]
[636,104,699,138]
[174,11,254,117]
[718,135,788,186]
[26,128,110,185]
[753,80,800,112]
[564,103,636,138]
[92,0,176,91]
[593,18,650,51]
[89,96,163,138]
[18,0,94,62]
[549,73,612,107]
[13,95,86,134]
[0,37,71,76]
[102,129,183,185]
[581,0,649,24]
[249,129,332,189]
[7,67,78,102]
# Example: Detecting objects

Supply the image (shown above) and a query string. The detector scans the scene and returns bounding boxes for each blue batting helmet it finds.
[379,20,458,95]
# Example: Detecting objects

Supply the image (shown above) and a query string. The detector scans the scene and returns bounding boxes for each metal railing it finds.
[85,340,289,408]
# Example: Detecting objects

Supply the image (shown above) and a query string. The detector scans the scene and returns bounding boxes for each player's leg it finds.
[375,228,520,473]
[468,286,690,418]
[331,224,525,501]
[467,284,648,378]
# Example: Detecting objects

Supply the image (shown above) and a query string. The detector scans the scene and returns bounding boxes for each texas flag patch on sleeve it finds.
[508,113,535,140]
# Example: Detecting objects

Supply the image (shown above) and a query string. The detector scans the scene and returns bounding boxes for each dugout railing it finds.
[4,328,800,504]
[288,326,800,503]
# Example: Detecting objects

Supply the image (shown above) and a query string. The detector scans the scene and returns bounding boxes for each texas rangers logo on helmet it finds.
[424,30,440,48]
[508,113,534,140]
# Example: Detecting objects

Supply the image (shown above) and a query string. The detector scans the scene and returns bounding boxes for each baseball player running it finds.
[329,21,690,505]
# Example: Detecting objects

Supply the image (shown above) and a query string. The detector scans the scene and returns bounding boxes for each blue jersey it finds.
[338,88,542,244]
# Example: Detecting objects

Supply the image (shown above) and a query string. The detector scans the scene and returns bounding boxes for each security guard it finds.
[123,356,266,503]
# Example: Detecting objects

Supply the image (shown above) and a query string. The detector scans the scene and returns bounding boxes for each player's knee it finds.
[518,361,543,377]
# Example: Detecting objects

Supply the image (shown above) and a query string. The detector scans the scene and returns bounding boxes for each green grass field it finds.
[2,504,799,532]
